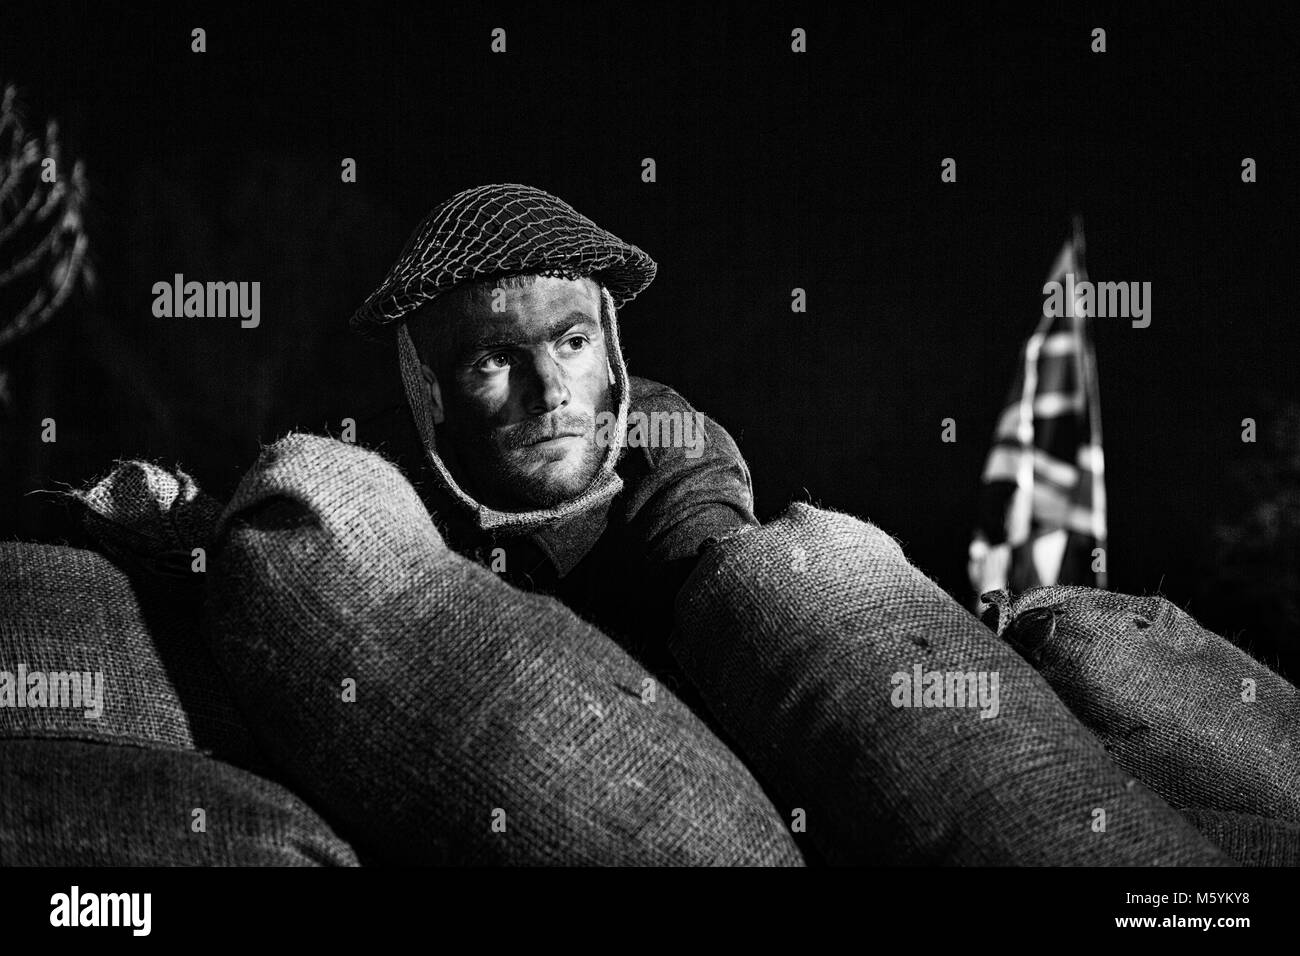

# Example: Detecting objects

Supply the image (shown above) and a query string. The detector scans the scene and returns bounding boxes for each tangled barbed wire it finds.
[0,83,93,354]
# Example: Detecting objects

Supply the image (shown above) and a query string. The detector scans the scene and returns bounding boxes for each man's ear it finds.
[420,361,445,425]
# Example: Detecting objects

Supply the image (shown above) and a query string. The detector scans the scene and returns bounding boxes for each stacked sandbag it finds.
[670,502,1232,866]
[984,586,1300,824]
[0,541,255,764]
[0,738,358,866]
[0,461,364,867]
[203,433,803,866]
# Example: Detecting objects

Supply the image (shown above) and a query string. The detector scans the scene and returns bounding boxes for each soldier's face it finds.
[431,276,614,509]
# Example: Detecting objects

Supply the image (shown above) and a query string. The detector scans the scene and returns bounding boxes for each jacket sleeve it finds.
[619,383,760,571]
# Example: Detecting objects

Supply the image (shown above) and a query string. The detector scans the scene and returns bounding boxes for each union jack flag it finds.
[969,216,1108,606]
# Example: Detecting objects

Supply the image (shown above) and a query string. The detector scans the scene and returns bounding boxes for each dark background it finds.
[3,3,1297,672]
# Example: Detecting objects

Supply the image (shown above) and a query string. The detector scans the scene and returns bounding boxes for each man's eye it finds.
[477,352,511,371]
[563,336,587,352]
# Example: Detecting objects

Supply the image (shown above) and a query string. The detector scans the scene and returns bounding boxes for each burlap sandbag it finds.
[0,542,256,764]
[68,459,224,580]
[1180,808,1300,867]
[203,433,803,866]
[0,738,358,866]
[984,586,1300,824]
[670,503,1232,865]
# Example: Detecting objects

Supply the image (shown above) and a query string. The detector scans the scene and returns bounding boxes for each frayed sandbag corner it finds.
[985,586,1300,825]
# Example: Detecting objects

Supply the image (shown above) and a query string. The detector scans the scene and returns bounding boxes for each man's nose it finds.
[522,352,570,415]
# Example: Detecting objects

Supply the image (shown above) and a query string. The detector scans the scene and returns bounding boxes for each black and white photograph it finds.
[0,0,1294,938]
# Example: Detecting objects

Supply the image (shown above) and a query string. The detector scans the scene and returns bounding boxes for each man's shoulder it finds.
[628,375,695,414]
[622,375,746,473]
[613,376,758,562]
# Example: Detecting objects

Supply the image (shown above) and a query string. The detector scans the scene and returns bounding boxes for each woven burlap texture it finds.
[204,432,803,866]
[0,542,255,762]
[671,502,1232,866]
[985,585,1300,824]
[0,739,358,866]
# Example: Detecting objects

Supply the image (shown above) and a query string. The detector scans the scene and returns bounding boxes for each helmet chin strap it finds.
[396,283,630,536]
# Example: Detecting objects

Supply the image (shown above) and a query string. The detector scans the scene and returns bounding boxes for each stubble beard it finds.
[443,396,614,511]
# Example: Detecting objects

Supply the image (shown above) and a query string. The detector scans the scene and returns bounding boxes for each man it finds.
[350,183,756,700]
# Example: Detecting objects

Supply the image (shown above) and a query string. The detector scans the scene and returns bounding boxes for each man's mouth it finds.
[526,432,583,446]
[500,414,595,451]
